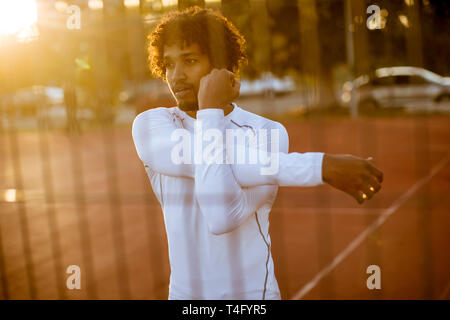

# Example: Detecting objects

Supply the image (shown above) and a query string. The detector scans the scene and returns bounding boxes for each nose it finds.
[171,62,186,82]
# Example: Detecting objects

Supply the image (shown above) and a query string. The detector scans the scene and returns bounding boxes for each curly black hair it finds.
[148,6,247,80]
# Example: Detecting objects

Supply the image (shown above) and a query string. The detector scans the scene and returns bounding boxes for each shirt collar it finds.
[175,103,240,129]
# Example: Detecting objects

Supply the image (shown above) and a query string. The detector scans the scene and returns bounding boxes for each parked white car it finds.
[339,66,450,110]
[239,72,297,97]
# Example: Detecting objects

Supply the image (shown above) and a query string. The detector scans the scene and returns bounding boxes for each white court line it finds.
[282,208,383,215]
[291,152,450,300]
[438,280,450,300]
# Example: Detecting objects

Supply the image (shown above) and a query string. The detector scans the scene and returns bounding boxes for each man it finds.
[132,7,383,300]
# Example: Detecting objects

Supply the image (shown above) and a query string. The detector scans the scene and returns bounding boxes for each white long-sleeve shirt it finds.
[132,103,324,299]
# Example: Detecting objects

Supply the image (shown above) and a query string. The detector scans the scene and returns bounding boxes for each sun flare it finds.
[0,0,38,36]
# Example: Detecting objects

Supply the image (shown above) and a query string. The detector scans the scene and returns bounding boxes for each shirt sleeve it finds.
[132,108,194,179]
[131,107,325,188]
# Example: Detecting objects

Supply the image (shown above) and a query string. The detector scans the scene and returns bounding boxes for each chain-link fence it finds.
[0,0,449,300]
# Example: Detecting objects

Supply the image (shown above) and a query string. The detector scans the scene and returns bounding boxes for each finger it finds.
[367,162,383,183]
[357,194,365,204]
[233,78,240,90]
[359,189,370,201]
[207,69,217,77]
[367,175,381,193]
[367,157,373,161]
[232,83,240,101]
[351,190,364,204]
[360,185,374,200]
[227,70,236,81]
[361,173,381,193]
[230,76,235,87]
[222,68,233,78]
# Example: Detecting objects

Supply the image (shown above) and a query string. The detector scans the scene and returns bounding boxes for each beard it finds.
[177,98,199,112]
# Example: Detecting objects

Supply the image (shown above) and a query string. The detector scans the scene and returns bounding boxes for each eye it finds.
[185,58,197,64]
[165,61,174,69]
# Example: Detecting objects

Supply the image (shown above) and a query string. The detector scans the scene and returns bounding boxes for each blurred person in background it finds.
[63,82,80,133]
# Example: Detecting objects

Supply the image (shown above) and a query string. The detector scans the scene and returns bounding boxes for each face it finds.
[164,42,213,111]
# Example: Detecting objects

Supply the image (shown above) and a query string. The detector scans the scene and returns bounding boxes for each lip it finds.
[175,89,192,97]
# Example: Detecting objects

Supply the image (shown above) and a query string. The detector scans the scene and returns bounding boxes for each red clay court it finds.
[0,114,449,299]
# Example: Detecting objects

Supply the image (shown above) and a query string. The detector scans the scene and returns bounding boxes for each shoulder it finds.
[132,106,178,132]
[234,106,289,152]
[133,106,177,125]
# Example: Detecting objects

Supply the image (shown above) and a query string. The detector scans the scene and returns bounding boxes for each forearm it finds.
[231,148,324,187]
[194,109,272,234]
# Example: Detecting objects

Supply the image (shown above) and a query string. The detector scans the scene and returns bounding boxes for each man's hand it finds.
[198,68,240,110]
[322,154,383,204]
